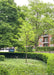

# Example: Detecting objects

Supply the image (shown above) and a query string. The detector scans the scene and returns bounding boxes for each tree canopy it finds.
[18,0,54,50]
[0,0,54,50]
[0,0,25,48]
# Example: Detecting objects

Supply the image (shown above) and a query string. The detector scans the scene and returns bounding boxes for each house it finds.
[38,34,54,47]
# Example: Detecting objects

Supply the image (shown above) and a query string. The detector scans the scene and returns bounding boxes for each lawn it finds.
[0,58,48,75]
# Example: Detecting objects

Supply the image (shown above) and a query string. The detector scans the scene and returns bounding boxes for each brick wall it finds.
[38,35,54,47]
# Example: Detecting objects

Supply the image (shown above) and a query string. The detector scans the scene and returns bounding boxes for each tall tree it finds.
[0,0,25,48]
[28,0,54,50]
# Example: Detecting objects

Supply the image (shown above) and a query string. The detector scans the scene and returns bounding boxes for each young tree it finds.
[18,22,35,63]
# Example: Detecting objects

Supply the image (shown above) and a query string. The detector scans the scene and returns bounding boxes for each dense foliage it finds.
[0,58,47,75]
[18,0,54,51]
[47,55,54,75]
[37,47,54,51]
[0,65,9,75]
[0,0,25,48]
[0,0,54,75]
[0,0,54,51]
[16,46,54,52]
[0,52,54,75]
[0,52,50,63]
[0,55,5,61]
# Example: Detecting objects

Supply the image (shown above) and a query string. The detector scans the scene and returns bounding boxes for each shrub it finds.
[0,52,48,63]
[16,46,25,52]
[0,52,54,75]
[27,53,48,63]
[37,47,54,51]
[0,52,26,58]
[0,52,48,62]
[47,55,54,75]
[0,65,9,75]
[27,47,33,52]
[16,46,33,52]
[0,55,5,61]
[5,64,19,75]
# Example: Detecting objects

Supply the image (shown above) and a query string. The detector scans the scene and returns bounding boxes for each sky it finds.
[14,0,54,6]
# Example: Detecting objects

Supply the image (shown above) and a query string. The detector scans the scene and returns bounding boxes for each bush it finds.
[0,65,9,75]
[16,46,33,52]
[0,55,5,61]
[0,52,26,58]
[0,52,54,75]
[27,47,33,52]
[16,46,25,52]
[0,52,48,62]
[47,55,54,75]
[6,64,19,75]
[37,47,54,51]
[27,53,48,63]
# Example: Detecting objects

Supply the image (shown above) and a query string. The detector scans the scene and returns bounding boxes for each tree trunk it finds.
[35,12,39,51]
[25,46,27,63]
[25,32,28,63]
[35,38,38,51]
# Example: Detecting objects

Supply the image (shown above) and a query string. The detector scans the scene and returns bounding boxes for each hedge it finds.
[17,46,33,52]
[37,47,54,51]
[47,54,54,75]
[0,64,19,75]
[0,52,49,63]
[0,65,9,75]
[0,52,54,75]
[27,53,54,75]
[0,52,48,63]
[0,52,25,58]
[17,47,54,52]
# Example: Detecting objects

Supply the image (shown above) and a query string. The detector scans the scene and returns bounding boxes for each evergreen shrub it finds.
[0,55,5,61]
[47,55,54,75]
[37,47,54,51]
[0,52,54,75]
[0,65,9,75]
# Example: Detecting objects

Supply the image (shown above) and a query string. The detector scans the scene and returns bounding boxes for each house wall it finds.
[38,36,43,47]
[38,35,54,47]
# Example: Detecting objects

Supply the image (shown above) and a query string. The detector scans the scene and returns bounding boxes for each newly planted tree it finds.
[18,21,35,62]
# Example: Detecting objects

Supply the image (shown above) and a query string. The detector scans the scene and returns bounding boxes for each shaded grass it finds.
[0,58,48,75]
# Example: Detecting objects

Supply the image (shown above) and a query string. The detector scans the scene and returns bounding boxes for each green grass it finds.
[0,58,48,75]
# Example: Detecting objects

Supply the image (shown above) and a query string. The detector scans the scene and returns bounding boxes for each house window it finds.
[44,37,48,42]
[44,43,48,46]
[39,45,43,47]
[50,44,53,47]
[40,38,42,42]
